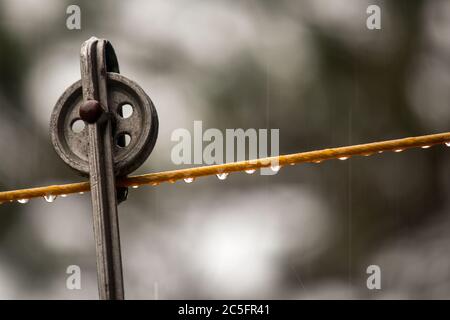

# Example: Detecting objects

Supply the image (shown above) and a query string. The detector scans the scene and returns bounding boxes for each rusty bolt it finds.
[80,100,104,124]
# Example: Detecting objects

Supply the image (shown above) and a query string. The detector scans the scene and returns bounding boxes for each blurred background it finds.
[0,0,450,299]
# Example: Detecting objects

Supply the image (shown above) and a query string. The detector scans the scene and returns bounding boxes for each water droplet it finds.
[338,157,349,161]
[290,163,295,166]
[378,151,383,154]
[313,160,322,163]
[394,149,404,153]
[245,169,256,174]
[17,199,29,204]
[363,153,373,157]
[44,195,57,203]
[445,142,450,147]
[132,185,139,189]
[151,182,160,186]
[421,145,431,149]
[61,194,67,198]
[270,165,281,172]
[184,177,195,183]
[216,173,229,180]
[79,192,84,195]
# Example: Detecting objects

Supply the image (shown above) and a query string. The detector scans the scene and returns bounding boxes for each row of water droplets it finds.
[5,142,450,205]
[87,141,450,188]
[10,164,282,204]
[130,164,281,187]
[12,192,83,205]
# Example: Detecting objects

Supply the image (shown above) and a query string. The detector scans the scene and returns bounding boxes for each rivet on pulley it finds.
[79,99,104,124]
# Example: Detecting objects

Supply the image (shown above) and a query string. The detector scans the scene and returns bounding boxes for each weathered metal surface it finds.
[80,37,124,300]
[49,36,159,300]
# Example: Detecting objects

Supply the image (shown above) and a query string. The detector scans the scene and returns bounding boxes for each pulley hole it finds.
[118,103,133,119]
[71,119,85,133]
[117,133,132,148]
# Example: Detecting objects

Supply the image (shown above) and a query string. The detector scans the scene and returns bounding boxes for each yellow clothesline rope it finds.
[1,131,449,203]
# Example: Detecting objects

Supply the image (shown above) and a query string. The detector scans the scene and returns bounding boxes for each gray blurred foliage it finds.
[0,0,449,299]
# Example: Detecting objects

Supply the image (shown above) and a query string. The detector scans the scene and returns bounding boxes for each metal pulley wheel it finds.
[50,64,158,177]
